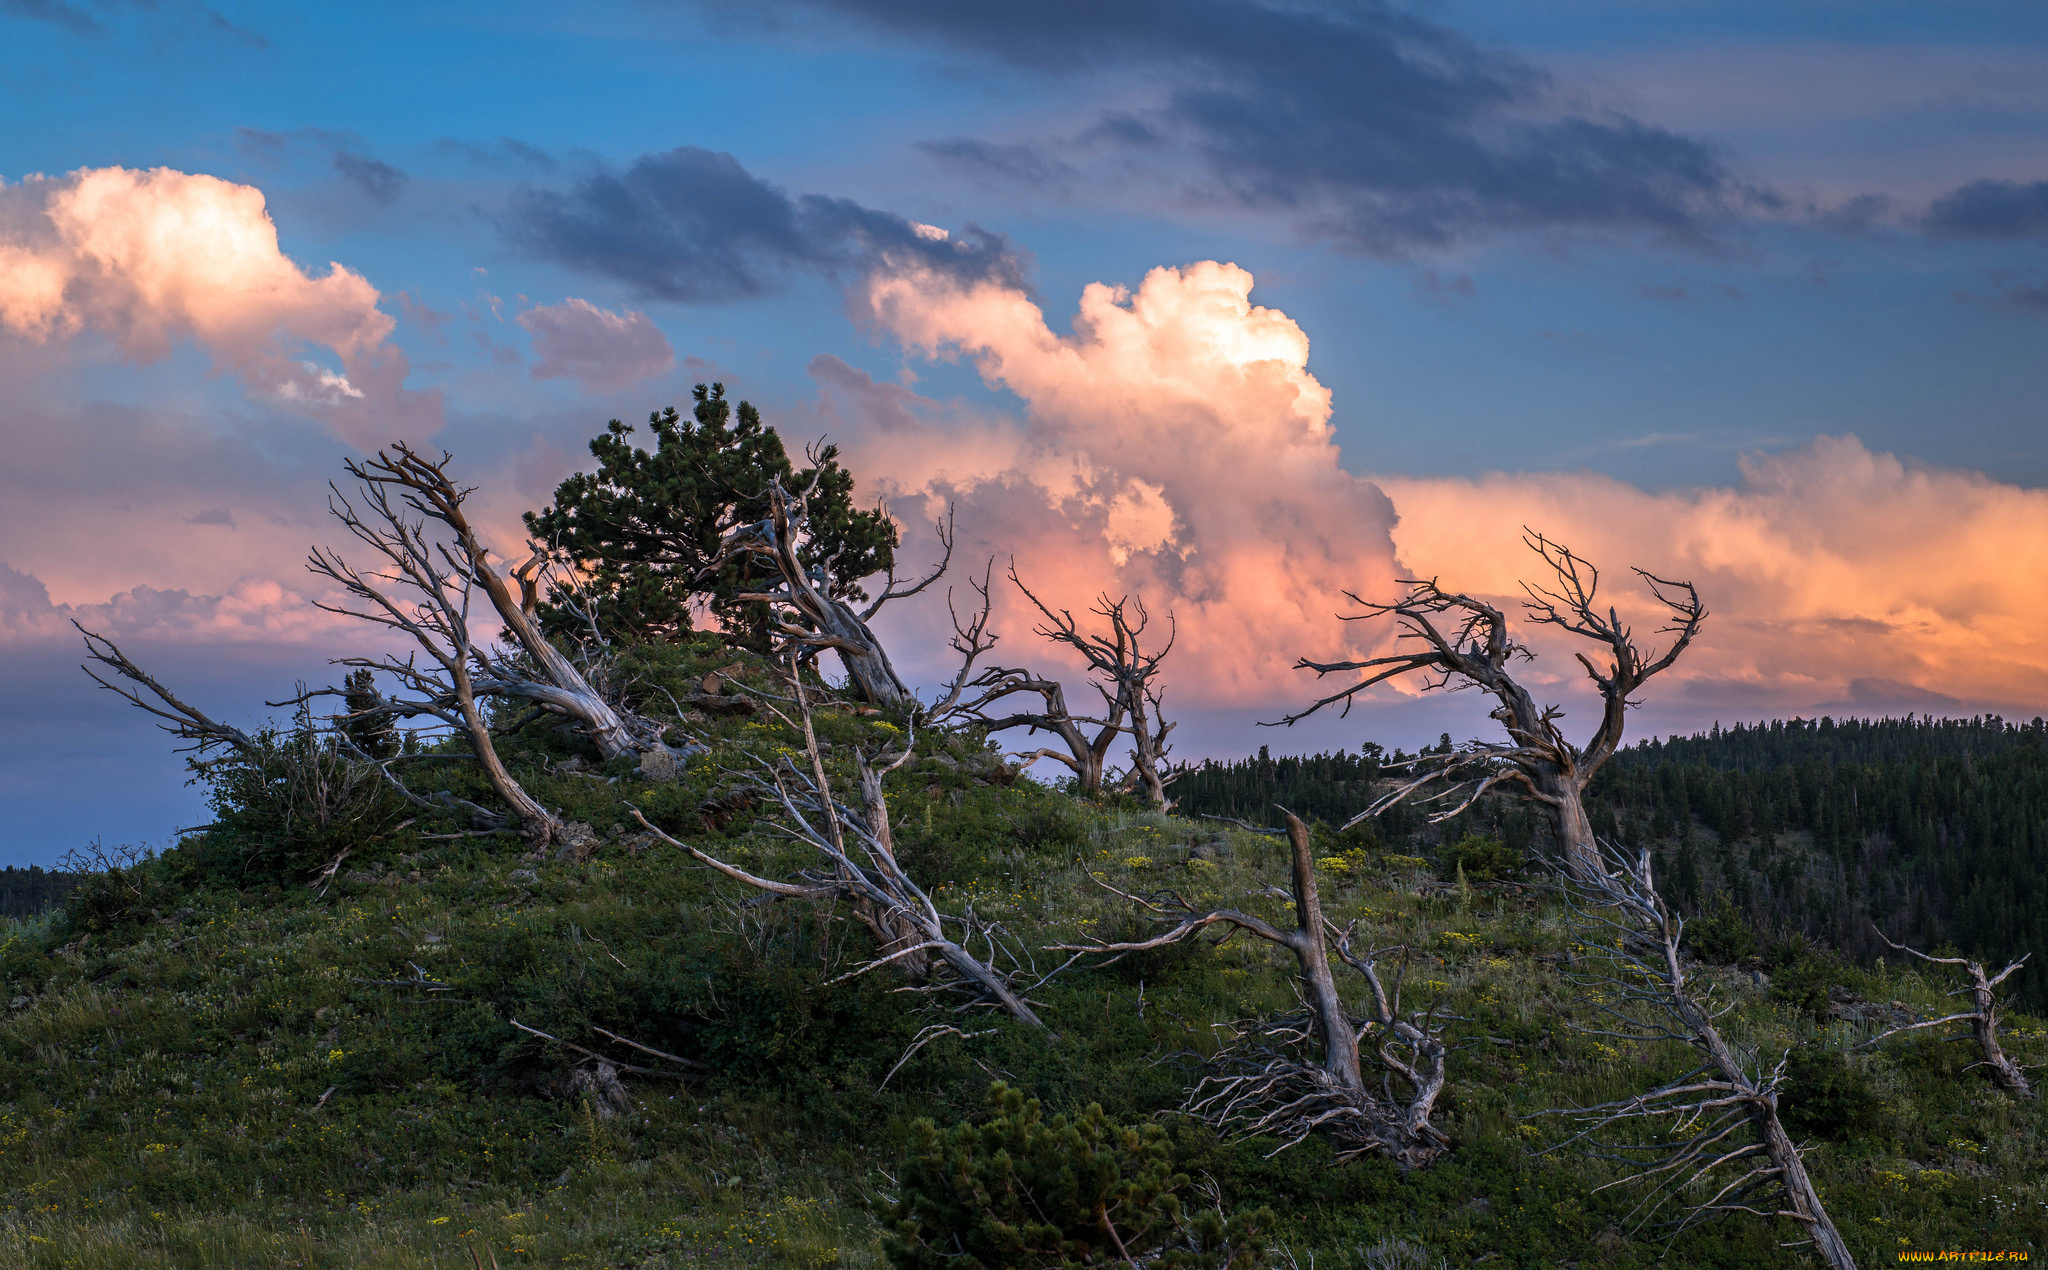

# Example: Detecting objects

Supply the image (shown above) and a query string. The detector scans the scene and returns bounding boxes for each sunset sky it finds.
[5,1,2048,863]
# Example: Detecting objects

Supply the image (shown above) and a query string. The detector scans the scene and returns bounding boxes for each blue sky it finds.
[3,0,2047,863]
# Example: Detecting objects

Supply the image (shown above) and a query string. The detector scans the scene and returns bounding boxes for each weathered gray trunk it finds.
[1285,814,1366,1094]
[451,668,558,840]
[1759,1105,1859,1269]
[834,637,910,707]
[1969,980,2034,1096]
[1672,944,1857,1270]
[1534,766,1606,885]
[1126,693,1172,808]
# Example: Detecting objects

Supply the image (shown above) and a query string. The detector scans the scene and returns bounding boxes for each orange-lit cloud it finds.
[1380,435,2048,717]
[839,259,2048,728]
[0,166,439,445]
[833,259,1402,701]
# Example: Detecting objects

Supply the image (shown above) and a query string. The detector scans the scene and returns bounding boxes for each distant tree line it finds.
[1178,715,2048,1013]
[0,866,76,920]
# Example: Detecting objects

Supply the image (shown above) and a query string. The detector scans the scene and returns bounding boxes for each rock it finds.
[508,868,538,884]
[638,747,688,784]
[700,661,747,694]
[685,692,756,717]
[554,822,602,863]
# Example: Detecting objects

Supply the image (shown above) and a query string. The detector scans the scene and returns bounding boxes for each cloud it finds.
[503,145,1027,301]
[4,0,91,30]
[1926,179,2048,239]
[5,0,267,44]
[431,136,555,169]
[823,258,1401,702]
[332,152,408,204]
[0,558,55,630]
[719,0,1760,252]
[828,256,2048,731]
[0,165,440,445]
[1378,435,2048,718]
[0,554,340,645]
[915,138,1076,191]
[517,297,675,391]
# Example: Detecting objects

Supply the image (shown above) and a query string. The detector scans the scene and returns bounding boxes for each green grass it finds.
[3,643,2043,1267]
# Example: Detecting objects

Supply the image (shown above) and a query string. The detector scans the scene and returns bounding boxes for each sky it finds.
[3,0,2048,865]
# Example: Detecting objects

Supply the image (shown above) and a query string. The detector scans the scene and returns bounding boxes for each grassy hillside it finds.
[2,648,2043,1267]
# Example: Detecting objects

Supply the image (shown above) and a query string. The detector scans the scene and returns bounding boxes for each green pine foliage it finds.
[883,1083,1269,1270]
[523,384,899,645]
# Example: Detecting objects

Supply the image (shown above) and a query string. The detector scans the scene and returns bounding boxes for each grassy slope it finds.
[0,644,2042,1268]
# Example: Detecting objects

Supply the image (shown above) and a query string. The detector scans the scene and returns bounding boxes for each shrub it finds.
[882,1083,1271,1270]
[1765,935,1838,1017]
[1779,1049,1884,1143]
[1684,894,1758,964]
[1438,833,1517,883]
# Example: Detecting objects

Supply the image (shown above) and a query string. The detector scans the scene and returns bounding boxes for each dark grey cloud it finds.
[238,127,402,193]
[2,0,98,33]
[1926,179,2048,240]
[2010,281,2048,312]
[431,136,555,169]
[4,0,264,44]
[700,0,1764,252]
[503,145,1028,302]
[916,138,1077,190]
[332,152,407,204]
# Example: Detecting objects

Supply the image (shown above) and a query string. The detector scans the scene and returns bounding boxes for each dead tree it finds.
[626,665,1045,1028]
[1533,838,1856,1270]
[958,566,1175,804]
[1279,532,1703,885]
[334,445,690,766]
[1050,813,1451,1168]
[301,460,572,843]
[714,468,950,707]
[1860,927,2032,1096]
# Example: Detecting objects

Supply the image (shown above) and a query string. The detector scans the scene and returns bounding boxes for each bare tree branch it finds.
[713,472,946,706]
[922,558,1001,724]
[75,622,258,765]
[955,564,1177,804]
[1276,531,1705,885]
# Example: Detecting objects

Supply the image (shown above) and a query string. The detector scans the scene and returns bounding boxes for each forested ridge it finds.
[1173,715,2048,1011]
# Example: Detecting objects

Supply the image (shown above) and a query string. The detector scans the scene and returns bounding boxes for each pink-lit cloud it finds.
[1379,435,2048,719]
[518,297,675,391]
[832,259,1402,702]
[0,166,440,445]
[835,259,2048,734]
